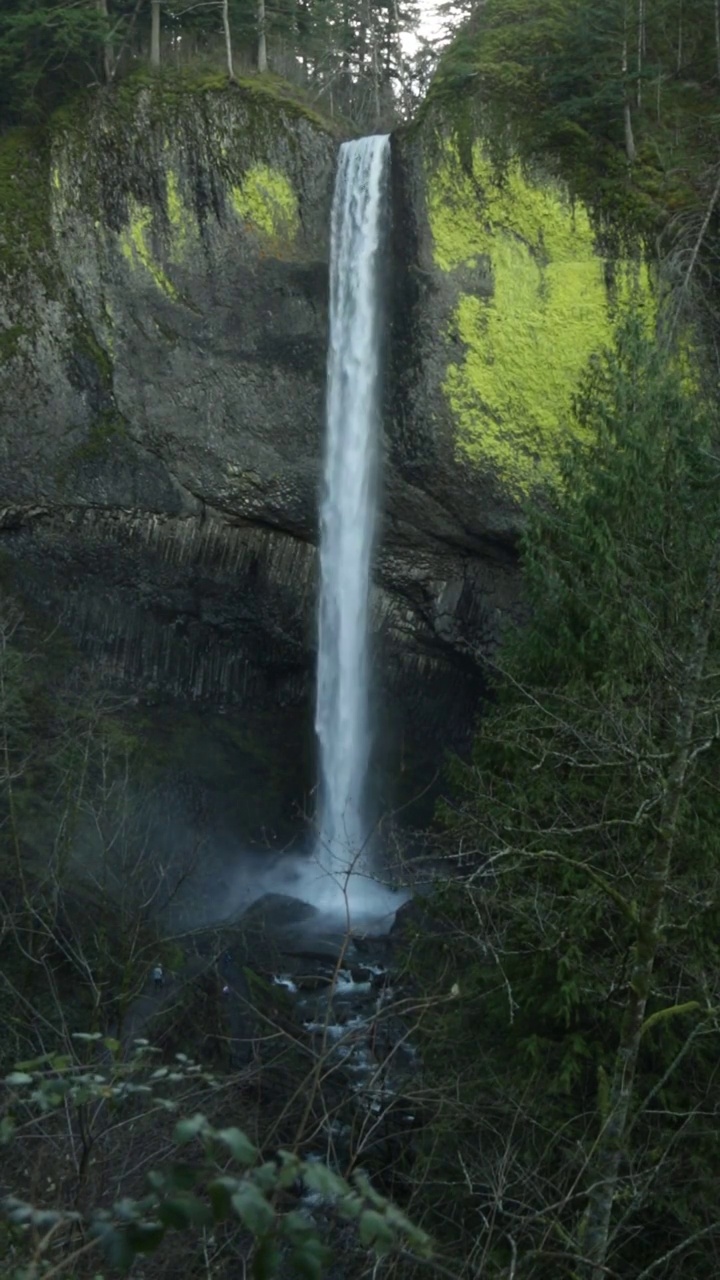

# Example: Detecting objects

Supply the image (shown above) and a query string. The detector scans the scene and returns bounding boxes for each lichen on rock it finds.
[120,198,180,298]
[231,164,300,253]
[427,141,654,496]
[165,170,193,257]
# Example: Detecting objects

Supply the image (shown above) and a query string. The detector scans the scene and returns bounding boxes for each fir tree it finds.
[408,318,720,1279]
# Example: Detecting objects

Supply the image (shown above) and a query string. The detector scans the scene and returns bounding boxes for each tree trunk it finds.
[390,0,411,118]
[341,0,352,93]
[109,0,144,81]
[257,0,268,73]
[222,0,235,80]
[580,540,720,1280]
[636,0,645,106]
[96,0,113,81]
[357,0,369,74]
[150,0,161,68]
[622,22,636,163]
[372,38,380,127]
[624,100,636,161]
[715,0,720,79]
[668,165,720,339]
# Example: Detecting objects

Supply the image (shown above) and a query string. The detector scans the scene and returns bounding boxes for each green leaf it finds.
[208,1176,237,1221]
[353,1172,386,1209]
[231,1183,276,1235]
[126,1220,166,1254]
[359,1209,395,1253]
[157,1200,191,1231]
[5,1200,33,1224]
[158,1196,212,1231]
[275,1152,302,1188]
[100,1226,136,1271]
[282,1210,316,1243]
[252,1235,281,1280]
[384,1203,415,1232]
[291,1238,332,1280]
[14,1053,54,1071]
[336,1193,363,1220]
[103,1037,121,1055]
[167,1162,201,1192]
[255,1160,284,1192]
[302,1162,348,1200]
[173,1113,208,1145]
[31,1208,72,1228]
[216,1126,258,1166]
[114,1198,141,1222]
[4,1072,33,1086]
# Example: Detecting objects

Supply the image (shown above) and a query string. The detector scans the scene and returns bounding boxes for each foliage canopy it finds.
[407,317,720,1279]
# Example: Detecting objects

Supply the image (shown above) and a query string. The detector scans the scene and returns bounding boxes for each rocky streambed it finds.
[176,893,422,1189]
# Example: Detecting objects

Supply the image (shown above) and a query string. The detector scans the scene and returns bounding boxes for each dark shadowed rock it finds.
[238,892,320,931]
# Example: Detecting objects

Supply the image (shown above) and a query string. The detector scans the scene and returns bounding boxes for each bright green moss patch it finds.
[165,170,194,257]
[429,143,654,495]
[231,164,300,251]
[120,200,178,299]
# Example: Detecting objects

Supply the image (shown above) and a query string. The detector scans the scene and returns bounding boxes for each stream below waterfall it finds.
[197,892,421,1175]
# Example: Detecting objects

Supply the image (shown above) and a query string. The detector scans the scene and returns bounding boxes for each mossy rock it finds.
[422,132,655,498]
[0,127,54,283]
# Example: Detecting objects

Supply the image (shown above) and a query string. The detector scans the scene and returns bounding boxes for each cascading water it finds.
[313,134,395,917]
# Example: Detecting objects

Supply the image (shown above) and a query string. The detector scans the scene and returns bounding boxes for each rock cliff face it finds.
[1,78,337,714]
[382,114,650,747]
[0,76,499,755]
[389,113,651,509]
[0,76,648,774]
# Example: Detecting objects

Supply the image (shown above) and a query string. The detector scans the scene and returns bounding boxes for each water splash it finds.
[313,135,402,920]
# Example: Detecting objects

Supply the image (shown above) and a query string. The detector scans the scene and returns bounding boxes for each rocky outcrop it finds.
[0,76,503,742]
[0,73,649,773]
[0,76,337,710]
[391,111,652,491]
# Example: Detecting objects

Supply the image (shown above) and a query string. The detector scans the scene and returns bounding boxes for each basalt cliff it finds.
[0,73,647,783]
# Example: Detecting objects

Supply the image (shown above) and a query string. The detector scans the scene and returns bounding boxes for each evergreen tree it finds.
[429,0,720,252]
[0,0,108,124]
[0,1,422,127]
[406,319,720,1279]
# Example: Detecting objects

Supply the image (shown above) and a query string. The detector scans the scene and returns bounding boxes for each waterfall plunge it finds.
[311,135,403,923]
[220,139,408,931]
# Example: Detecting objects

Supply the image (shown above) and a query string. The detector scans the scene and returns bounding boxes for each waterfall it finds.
[314,135,390,902]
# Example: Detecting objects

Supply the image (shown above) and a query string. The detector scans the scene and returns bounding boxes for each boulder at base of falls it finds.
[236,892,320,931]
[233,893,374,965]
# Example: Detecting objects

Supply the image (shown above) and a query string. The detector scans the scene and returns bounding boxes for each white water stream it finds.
[314,135,394,915]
